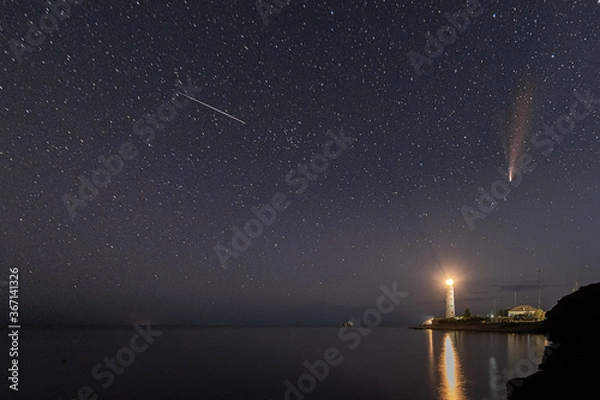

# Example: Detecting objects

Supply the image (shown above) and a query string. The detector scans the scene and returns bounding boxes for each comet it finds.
[506,79,535,181]
[508,167,515,182]
[177,92,247,125]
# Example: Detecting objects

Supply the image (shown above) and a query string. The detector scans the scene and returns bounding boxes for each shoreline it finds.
[410,321,545,334]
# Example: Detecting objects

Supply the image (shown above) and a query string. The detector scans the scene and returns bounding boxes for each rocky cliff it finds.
[507,282,600,400]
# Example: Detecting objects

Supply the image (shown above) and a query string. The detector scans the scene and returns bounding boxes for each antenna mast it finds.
[536,268,542,309]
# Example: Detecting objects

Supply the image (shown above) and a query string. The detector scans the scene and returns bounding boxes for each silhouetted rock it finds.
[507,282,600,400]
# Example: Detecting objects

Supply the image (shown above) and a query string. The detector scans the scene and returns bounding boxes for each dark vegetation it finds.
[508,282,600,400]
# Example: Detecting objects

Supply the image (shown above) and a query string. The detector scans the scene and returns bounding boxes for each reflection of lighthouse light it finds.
[440,333,467,400]
[445,336,457,387]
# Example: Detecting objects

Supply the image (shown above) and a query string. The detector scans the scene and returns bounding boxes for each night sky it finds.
[1,0,599,327]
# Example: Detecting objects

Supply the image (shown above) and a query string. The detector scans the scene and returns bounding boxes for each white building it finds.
[508,304,537,317]
[445,279,456,318]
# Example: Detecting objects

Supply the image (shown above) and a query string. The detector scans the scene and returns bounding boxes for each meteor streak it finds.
[177,92,247,125]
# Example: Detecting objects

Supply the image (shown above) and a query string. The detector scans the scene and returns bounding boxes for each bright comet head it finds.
[445,279,454,286]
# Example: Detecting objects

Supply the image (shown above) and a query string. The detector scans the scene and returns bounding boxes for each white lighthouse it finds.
[445,279,456,318]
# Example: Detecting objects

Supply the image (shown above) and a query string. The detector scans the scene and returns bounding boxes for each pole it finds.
[537,268,542,309]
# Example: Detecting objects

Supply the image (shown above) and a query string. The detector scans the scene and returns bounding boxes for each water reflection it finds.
[439,333,468,400]
[428,329,436,385]
[488,356,502,400]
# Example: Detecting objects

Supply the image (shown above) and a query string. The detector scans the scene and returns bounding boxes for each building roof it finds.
[509,305,538,312]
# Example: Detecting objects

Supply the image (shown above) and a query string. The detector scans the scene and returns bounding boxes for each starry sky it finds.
[1,0,599,326]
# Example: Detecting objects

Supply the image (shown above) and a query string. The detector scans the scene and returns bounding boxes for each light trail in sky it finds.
[178,92,247,125]
[507,80,535,181]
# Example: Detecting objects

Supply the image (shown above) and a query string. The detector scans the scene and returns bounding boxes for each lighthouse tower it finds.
[445,279,456,318]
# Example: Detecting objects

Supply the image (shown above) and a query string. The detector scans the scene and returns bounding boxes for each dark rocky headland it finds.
[507,282,600,400]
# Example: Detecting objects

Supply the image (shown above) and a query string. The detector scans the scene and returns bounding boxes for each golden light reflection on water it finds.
[428,329,436,384]
[439,333,468,400]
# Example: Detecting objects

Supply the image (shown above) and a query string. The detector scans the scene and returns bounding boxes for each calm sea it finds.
[9,327,545,399]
